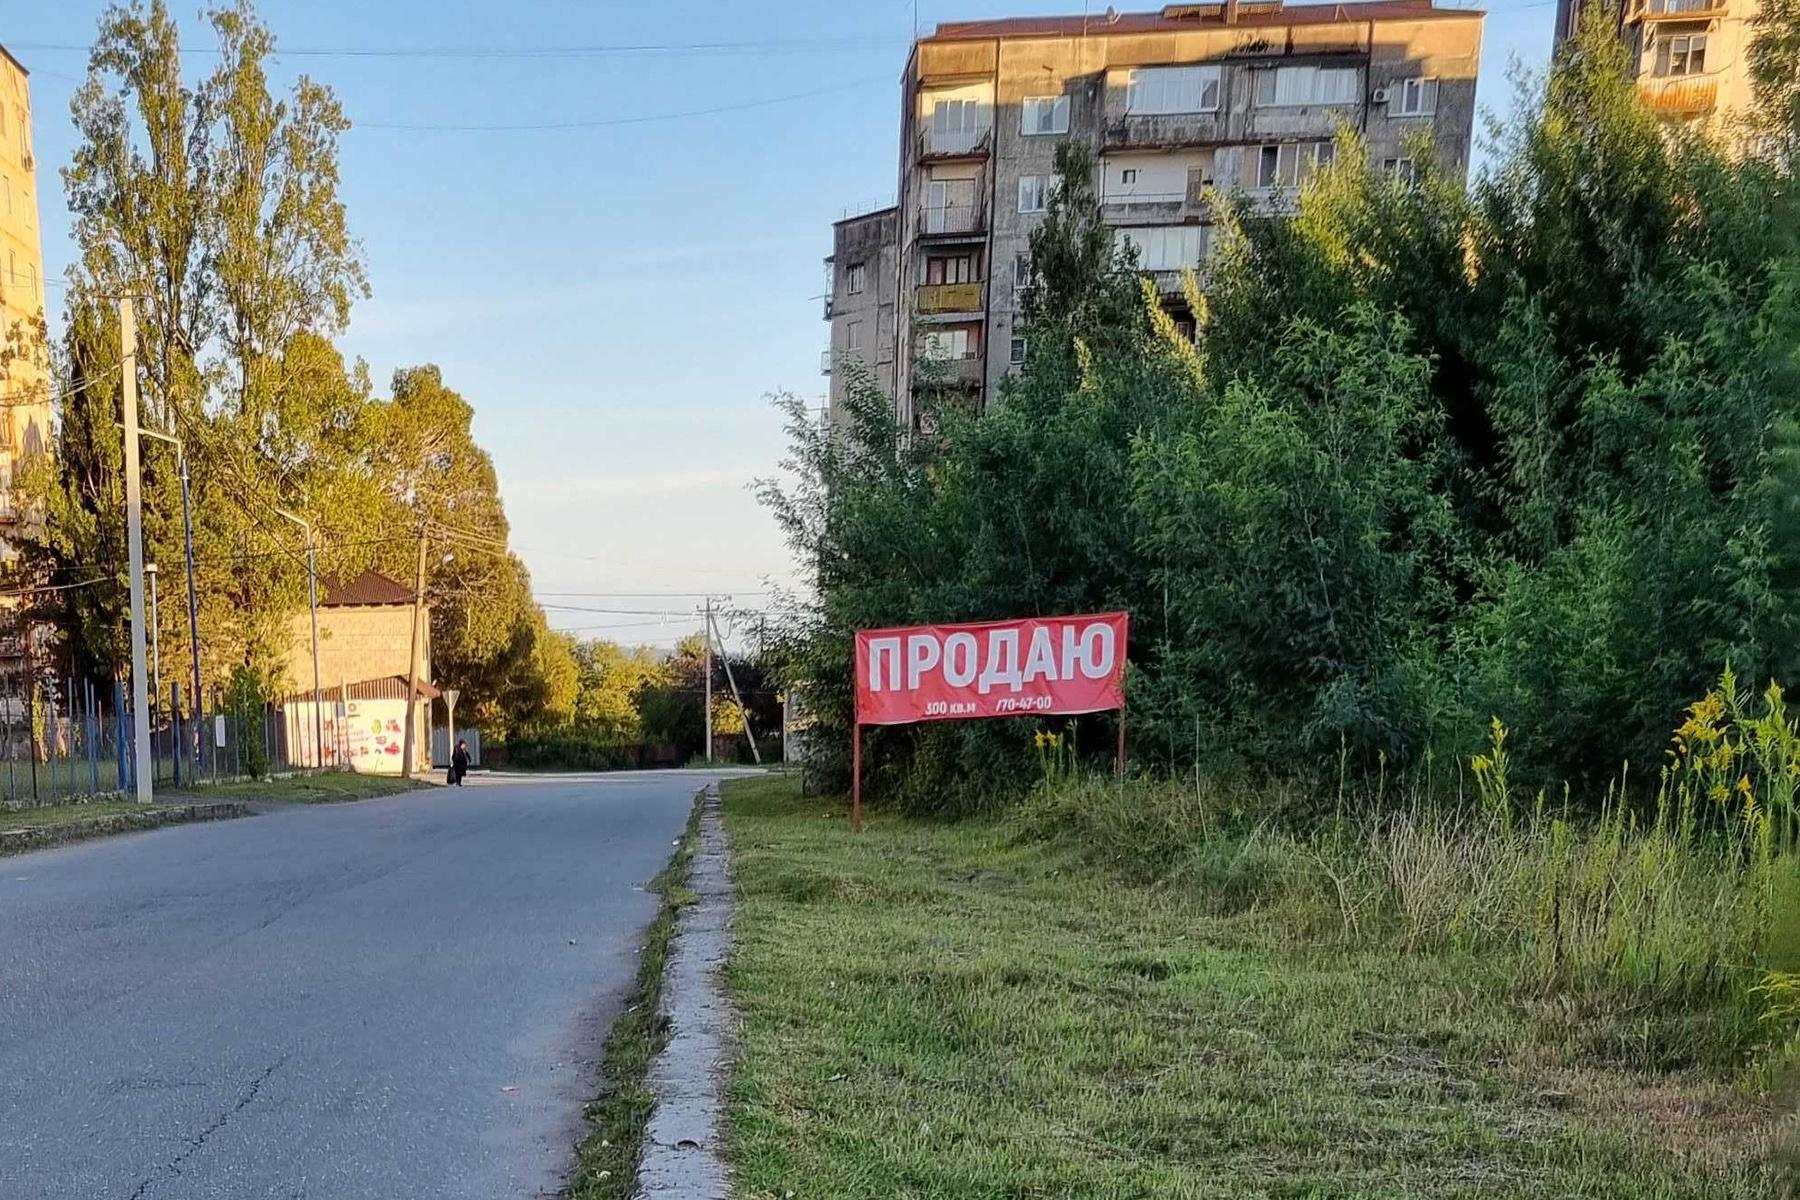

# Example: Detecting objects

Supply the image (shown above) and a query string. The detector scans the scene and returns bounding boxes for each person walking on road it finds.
[450,738,470,786]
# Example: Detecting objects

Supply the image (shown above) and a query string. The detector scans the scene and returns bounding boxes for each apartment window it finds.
[1018,174,1053,213]
[846,320,864,355]
[925,253,978,285]
[1655,33,1707,76]
[1116,225,1211,271]
[1021,95,1070,135]
[1119,168,1140,187]
[1255,65,1360,107]
[1125,66,1222,115]
[1382,157,1420,187]
[846,262,866,294]
[1392,77,1439,117]
[1010,336,1028,366]
[919,328,974,360]
[1013,254,1032,289]
[928,96,985,152]
[1256,141,1335,189]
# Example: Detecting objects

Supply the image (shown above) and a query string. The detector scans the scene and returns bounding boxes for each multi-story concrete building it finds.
[823,1,1483,423]
[1556,0,1757,130]
[0,44,48,526]
[823,205,901,417]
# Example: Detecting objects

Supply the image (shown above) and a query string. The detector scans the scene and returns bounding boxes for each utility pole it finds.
[133,426,202,780]
[275,509,324,770]
[702,596,713,763]
[119,297,152,803]
[709,607,761,765]
[401,521,427,779]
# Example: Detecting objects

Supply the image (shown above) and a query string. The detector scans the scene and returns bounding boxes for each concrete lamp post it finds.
[273,508,325,770]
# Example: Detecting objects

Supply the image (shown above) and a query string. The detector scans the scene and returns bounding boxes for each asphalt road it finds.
[0,770,743,1200]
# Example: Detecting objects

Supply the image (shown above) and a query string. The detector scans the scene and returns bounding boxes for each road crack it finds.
[126,1055,288,1199]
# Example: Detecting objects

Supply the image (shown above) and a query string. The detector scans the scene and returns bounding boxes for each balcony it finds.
[1101,169,1216,227]
[919,199,986,239]
[917,126,992,161]
[912,354,983,389]
[917,281,984,317]
[1640,78,1718,115]
[1629,0,1727,19]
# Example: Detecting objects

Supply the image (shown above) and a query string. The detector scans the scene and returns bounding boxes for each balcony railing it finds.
[920,201,984,236]
[917,281,984,315]
[918,126,992,159]
[1640,79,1718,114]
[912,353,983,388]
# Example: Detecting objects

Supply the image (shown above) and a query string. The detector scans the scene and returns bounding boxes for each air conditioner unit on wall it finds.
[1371,87,1391,105]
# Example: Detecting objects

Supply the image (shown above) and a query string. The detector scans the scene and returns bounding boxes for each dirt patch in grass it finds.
[720,774,1793,1199]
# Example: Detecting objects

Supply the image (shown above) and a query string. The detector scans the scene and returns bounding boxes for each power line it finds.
[357,75,890,132]
[9,36,905,60]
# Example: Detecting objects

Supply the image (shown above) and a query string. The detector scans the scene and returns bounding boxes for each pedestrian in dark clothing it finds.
[451,739,470,786]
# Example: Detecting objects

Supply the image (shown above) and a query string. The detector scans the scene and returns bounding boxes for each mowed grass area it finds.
[170,771,425,805]
[721,774,1789,1199]
[0,799,153,830]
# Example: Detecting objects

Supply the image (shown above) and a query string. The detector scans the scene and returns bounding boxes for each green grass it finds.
[169,771,426,805]
[0,799,156,830]
[566,791,705,1199]
[720,774,1793,1199]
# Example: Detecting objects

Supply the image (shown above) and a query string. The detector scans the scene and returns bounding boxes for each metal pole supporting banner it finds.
[703,596,713,763]
[851,723,863,834]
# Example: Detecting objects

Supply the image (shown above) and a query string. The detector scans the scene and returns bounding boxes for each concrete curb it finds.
[634,784,736,1200]
[0,802,252,857]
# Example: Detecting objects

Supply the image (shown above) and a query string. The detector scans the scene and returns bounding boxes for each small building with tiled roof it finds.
[281,569,434,774]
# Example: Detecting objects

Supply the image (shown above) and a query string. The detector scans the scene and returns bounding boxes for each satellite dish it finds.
[1105,5,1120,22]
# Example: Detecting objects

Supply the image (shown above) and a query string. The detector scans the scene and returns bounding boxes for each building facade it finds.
[1556,0,1757,130]
[0,44,49,533]
[823,2,1483,423]
[823,205,900,417]
[281,570,435,774]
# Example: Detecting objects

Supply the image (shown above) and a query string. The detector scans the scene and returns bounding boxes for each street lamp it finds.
[144,563,160,720]
[274,508,324,771]
[129,425,202,781]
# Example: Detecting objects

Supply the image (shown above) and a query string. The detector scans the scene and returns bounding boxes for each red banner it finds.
[854,612,1128,726]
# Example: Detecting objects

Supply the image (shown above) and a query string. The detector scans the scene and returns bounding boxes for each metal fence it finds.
[0,673,335,809]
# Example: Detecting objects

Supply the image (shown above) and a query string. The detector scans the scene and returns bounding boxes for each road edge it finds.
[634,783,735,1199]
[0,802,251,857]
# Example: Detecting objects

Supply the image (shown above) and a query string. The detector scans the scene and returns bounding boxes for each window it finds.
[1018,174,1053,213]
[845,262,866,295]
[925,253,978,284]
[1655,33,1707,76]
[919,328,974,360]
[1021,95,1070,135]
[1010,336,1028,366]
[928,96,985,152]
[1116,225,1211,271]
[1382,157,1420,187]
[1125,66,1222,115]
[1392,77,1439,117]
[1013,254,1032,288]
[1120,168,1139,186]
[1254,65,1361,107]
[846,320,864,355]
[1256,141,1335,189]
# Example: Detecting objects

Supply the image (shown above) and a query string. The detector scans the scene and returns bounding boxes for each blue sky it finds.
[9,0,1553,649]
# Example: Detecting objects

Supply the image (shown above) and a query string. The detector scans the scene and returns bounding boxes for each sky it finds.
[6,0,1554,651]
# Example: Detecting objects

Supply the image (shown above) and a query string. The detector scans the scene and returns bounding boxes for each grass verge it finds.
[721,773,1794,1199]
[170,771,426,805]
[565,789,705,1199]
[0,799,156,830]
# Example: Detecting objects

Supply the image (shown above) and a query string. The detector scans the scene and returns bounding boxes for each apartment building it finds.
[0,43,48,531]
[822,1,1483,424]
[824,205,901,416]
[1556,0,1757,130]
